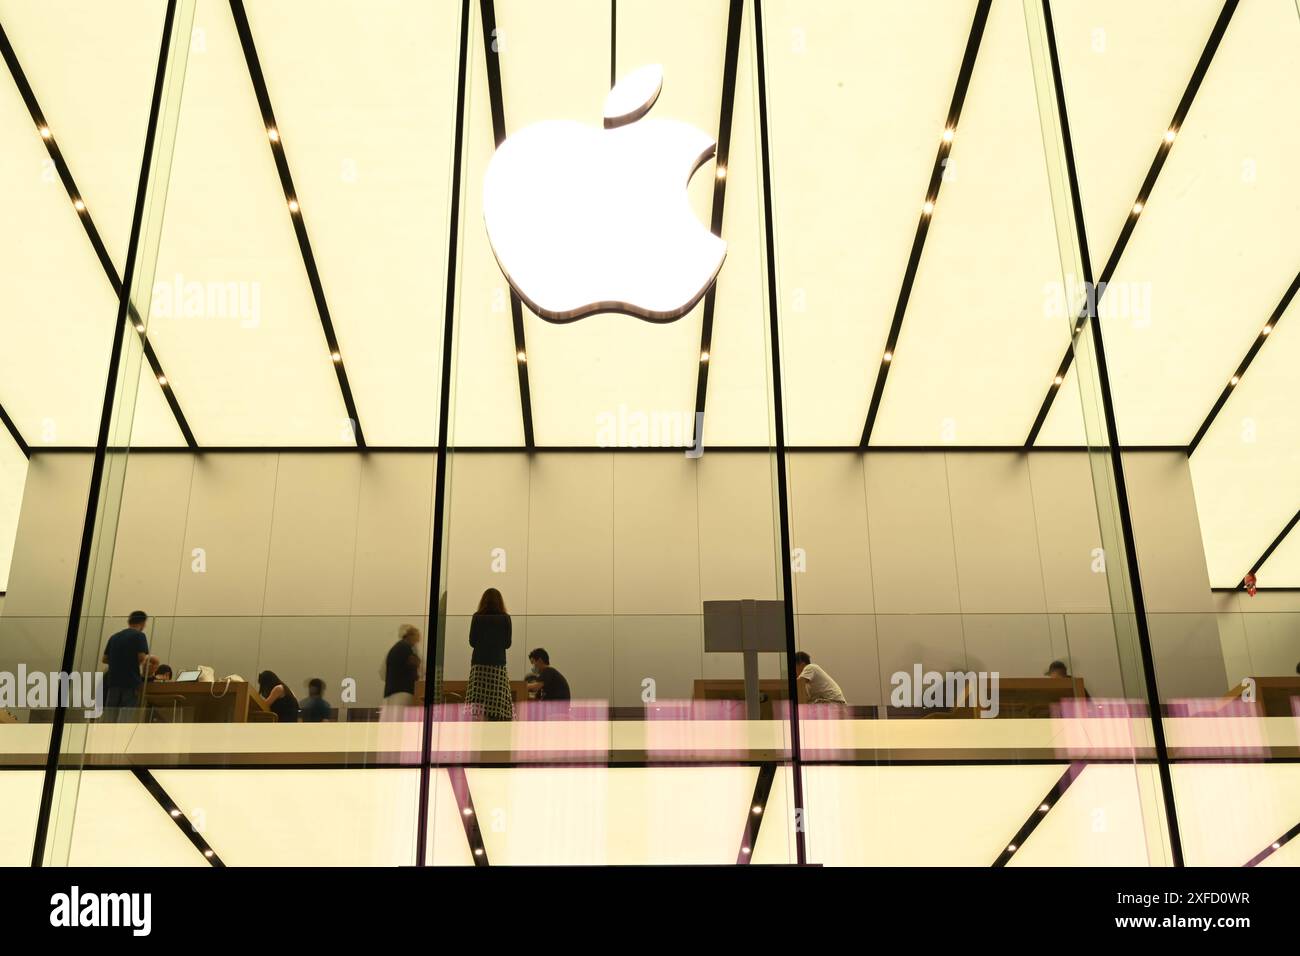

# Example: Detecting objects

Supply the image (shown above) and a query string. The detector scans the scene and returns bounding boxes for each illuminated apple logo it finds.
[482,64,727,324]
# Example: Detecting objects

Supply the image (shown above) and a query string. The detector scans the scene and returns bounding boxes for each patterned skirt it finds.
[465,664,514,721]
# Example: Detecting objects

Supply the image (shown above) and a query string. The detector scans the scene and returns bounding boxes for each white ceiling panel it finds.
[1098,0,1300,445]
[765,0,977,445]
[142,0,352,446]
[1255,511,1300,589]
[1190,292,1300,586]
[1048,0,1226,263]
[241,0,461,447]
[873,0,1069,445]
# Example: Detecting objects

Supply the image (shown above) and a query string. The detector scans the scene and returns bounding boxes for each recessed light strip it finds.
[991,761,1085,867]
[0,20,197,448]
[1244,819,1300,867]
[0,399,30,458]
[131,768,224,867]
[736,762,777,864]
[859,0,993,447]
[1187,269,1300,455]
[479,0,535,448]
[447,767,490,865]
[228,0,366,448]
[691,0,745,451]
[1024,0,1240,447]
[1238,507,1300,590]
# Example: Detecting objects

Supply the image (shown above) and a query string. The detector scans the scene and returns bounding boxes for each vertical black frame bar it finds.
[752,0,806,866]
[1038,0,1184,866]
[478,0,535,448]
[415,0,473,868]
[30,0,181,867]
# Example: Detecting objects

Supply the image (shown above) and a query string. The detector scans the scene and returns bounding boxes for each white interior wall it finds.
[0,449,1230,706]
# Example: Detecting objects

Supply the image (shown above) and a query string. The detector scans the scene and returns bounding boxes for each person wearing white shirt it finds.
[794,651,847,706]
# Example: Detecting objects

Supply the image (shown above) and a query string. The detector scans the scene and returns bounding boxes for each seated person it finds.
[794,651,846,706]
[1045,660,1069,679]
[256,670,300,724]
[148,664,173,683]
[525,648,570,702]
[300,678,332,723]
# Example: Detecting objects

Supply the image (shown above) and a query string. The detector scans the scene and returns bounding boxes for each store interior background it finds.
[0,0,1297,867]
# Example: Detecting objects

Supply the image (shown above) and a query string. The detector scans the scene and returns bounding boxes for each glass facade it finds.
[0,0,1296,868]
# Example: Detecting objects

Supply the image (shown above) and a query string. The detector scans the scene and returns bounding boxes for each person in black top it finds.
[102,611,156,721]
[300,678,331,722]
[525,648,571,703]
[465,588,513,721]
[149,664,173,682]
[384,624,422,710]
[257,670,300,724]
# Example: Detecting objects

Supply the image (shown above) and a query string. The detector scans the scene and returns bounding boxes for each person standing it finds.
[383,624,423,712]
[101,610,156,721]
[465,589,513,721]
[300,678,332,722]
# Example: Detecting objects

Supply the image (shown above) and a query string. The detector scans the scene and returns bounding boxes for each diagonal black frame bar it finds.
[1239,507,1300,588]
[447,766,490,865]
[228,0,366,448]
[992,761,1084,866]
[859,0,992,447]
[753,0,807,865]
[1187,270,1300,454]
[0,19,197,448]
[479,0,535,448]
[1244,819,1300,867]
[1025,0,1240,446]
[131,768,225,866]
[1028,0,1186,866]
[30,0,181,867]
[690,0,744,450]
[416,0,472,868]
[0,399,29,458]
[736,761,776,864]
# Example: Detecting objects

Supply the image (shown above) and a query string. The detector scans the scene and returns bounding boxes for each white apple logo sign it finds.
[483,64,727,324]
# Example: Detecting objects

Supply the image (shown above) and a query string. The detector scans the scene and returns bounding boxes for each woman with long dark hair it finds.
[257,670,300,724]
[465,588,513,721]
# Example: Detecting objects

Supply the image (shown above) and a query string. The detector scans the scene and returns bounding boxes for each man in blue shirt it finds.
[101,611,155,721]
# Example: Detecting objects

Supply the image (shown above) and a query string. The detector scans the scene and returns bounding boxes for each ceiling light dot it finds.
[330,351,341,362]
[1038,803,1050,812]
[73,198,85,211]
[942,128,954,143]
[268,127,279,142]
[169,809,180,817]
[1007,844,1017,853]
[203,849,214,858]
[741,846,751,855]
[462,807,473,816]
[1132,201,1144,215]
[1053,376,1063,386]
[1229,375,1239,386]
[39,125,51,139]
[922,201,935,215]
[157,375,168,386]
[287,198,300,213]
[716,166,726,180]
[1262,325,1272,335]
[1164,129,1176,143]
[883,351,893,363]
[700,351,710,363]
[517,350,527,362]
[1273,842,1282,849]
[752,805,762,815]
[473,847,484,856]
[135,323,145,333]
